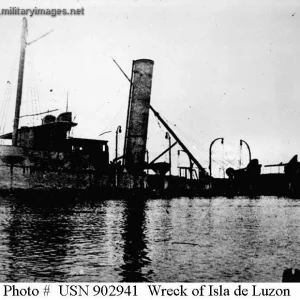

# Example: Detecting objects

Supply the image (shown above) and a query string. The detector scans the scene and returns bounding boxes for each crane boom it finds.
[149,105,206,175]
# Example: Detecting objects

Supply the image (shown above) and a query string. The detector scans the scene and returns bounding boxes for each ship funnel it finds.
[123,59,154,174]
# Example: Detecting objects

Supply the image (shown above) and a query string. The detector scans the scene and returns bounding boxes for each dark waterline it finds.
[0,195,299,282]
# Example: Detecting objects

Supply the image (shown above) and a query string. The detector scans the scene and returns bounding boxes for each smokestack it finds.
[123,59,154,174]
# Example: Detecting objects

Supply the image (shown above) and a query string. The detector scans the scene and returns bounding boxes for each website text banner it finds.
[0,283,299,299]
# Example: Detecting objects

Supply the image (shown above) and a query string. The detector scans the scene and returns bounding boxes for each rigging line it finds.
[196,146,232,168]
[27,29,54,46]
[0,83,11,135]
[165,112,208,139]
[1,101,9,140]
[162,119,207,153]
[163,118,208,155]
[28,60,35,126]
[223,156,238,165]
[31,64,39,125]
[29,58,41,123]
[25,74,31,126]
[0,54,18,133]
[32,82,39,125]
[0,64,16,136]
[155,118,168,157]
[0,84,9,118]
[29,61,37,126]
[225,151,239,163]
[94,102,109,114]
[175,128,209,156]
[239,142,242,168]
[32,60,41,114]
[99,101,127,134]
[222,150,239,164]
[210,149,237,167]
[180,136,207,158]
[22,58,30,125]
[184,134,238,167]
[224,146,241,166]
[4,82,11,108]
[164,126,216,165]
[211,159,225,168]
[225,159,239,168]
[224,161,238,168]
[19,109,59,119]
[222,141,225,178]
[211,159,234,170]
[158,112,241,168]
[2,79,13,134]
[161,118,194,149]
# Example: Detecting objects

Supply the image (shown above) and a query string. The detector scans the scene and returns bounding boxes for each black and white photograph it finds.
[0,0,300,286]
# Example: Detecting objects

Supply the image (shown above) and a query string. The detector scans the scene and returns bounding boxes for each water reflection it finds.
[120,199,152,282]
[3,198,76,281]
[1,196,300,282]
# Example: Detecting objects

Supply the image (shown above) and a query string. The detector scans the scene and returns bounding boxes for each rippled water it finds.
[0,195,299,282]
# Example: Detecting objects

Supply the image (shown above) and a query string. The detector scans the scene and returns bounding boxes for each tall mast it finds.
[12,17,28,146]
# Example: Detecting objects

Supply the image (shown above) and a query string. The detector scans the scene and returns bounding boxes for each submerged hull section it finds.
[0,145,112,190]
[1,145,299,198]
[0,165,111,190]
[0,145,209,196]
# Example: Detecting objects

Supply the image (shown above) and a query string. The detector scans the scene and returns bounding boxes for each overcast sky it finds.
[0,0,300,177]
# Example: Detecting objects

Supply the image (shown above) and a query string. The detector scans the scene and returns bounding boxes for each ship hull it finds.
[0,145,113,190]
[0,145,210,199]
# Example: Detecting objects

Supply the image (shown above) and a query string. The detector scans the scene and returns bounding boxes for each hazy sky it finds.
[0,0,300,177]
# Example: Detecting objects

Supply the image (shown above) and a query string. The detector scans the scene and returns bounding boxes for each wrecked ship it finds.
[0,18,209,196]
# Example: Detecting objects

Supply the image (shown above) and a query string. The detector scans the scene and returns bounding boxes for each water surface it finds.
[0,195,299,282]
